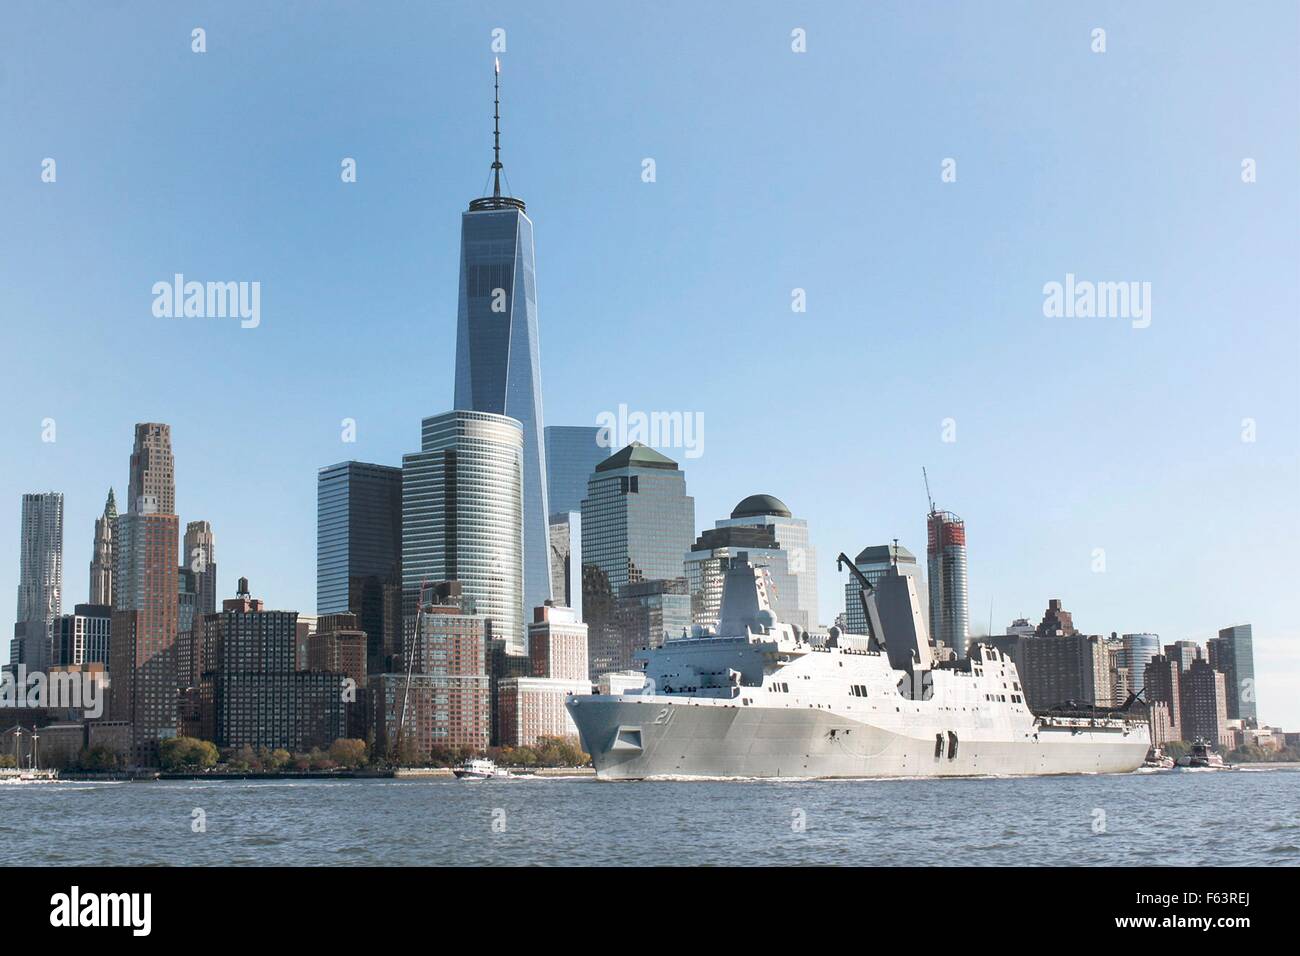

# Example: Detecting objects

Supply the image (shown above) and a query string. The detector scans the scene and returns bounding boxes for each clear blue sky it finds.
[2,2,1297,724]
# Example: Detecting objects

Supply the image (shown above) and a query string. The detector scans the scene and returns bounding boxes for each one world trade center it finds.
[453,60,552,623]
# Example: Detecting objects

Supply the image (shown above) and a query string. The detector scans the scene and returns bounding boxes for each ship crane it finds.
[835,552,886,652]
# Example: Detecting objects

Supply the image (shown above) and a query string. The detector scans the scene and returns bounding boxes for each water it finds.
[2,766,1298,866]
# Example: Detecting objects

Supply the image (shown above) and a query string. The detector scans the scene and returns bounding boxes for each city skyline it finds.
[1,4,1297,726]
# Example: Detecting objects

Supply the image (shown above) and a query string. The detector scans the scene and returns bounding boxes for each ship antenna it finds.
[492,57,502,199]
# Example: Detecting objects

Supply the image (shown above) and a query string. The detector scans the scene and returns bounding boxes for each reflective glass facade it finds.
[402,411,525,653]
[545,425,607,515]
[454,207,551,614]
[316,461,402,671]
[1208,624,1256,722]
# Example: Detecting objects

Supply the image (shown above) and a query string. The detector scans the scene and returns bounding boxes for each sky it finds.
[1,2,1297,725]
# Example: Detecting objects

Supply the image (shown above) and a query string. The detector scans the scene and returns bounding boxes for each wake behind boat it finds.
[568,555,1150,780]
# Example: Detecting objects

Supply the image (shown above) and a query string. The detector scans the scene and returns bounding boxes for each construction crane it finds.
[393,580,433,763]
[923,466,936,515]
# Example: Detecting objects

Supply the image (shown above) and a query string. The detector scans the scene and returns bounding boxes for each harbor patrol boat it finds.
[567,555,1149,780]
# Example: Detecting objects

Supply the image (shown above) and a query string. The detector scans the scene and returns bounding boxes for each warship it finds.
[568,554,1150,780]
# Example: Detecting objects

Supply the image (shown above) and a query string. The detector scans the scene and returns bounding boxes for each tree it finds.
[159,737,218,771]
[78,744,124,771]
[328,738,367,768]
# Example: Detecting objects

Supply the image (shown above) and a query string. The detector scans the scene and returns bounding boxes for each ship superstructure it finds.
[567,556,1149,779]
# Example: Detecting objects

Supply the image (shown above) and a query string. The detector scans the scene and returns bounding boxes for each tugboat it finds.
[1142,746,1175,770]
[453,758,511,781]
[1175,740,1229,769]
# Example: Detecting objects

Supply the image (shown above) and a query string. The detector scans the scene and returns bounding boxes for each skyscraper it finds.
[183,520,217,617]
[926,509,969,657]
[453,61,551,615]
[317,461,403,672]
[127,423,175,516]
[712,495,818,632]
[545,425,607,515]
[11,491,64,673]
[844,543,927,638]
[111,423,179,765]
[88,488,116,607]
[1181,657,1233,749]
[581,442,695,677]
[1208,624,1256,724]
[402,410,525,653]
[1120,632,1161,698]
[581,443,695,597]
[548,511,582,620]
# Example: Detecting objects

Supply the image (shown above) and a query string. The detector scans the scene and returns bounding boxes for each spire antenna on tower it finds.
[492,57,502,199]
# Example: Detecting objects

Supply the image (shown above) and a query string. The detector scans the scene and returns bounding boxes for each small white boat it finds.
[452,758,511,781]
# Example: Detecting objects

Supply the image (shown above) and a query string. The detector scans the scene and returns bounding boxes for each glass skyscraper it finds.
[402,410,525,654]
[545,425,607,516]
[1120,632,1162,699]
[1208,624,1257,723]
[453,64,551,616]
[317,461,403,673]
[844,543,927,638]
[581,442,695,677]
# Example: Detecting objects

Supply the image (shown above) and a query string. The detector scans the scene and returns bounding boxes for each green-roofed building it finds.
[580,442,695,678]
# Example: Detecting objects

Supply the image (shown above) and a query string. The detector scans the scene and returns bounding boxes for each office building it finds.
[402,410,525,653]
[183,521,218,616]
[843,543,927,639]
[712,495,818,632]
[317,461,403,674]
[1165,640,1202,672]
[548,511,582,620]
[453,62,552,615]
[545,425,607,516]
[581,442,694,602]
[1207,624,1256,724]
[1120,633,1161,698]
[54,604,111,668]
[88,488,116,607]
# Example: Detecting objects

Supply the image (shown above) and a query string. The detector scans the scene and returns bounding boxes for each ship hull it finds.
[569,696,1149,780]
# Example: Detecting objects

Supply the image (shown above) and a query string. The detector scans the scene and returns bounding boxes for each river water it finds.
[2,766,1297,866]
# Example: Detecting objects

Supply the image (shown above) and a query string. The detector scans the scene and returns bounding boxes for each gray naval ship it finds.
[567,556,1150,780]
